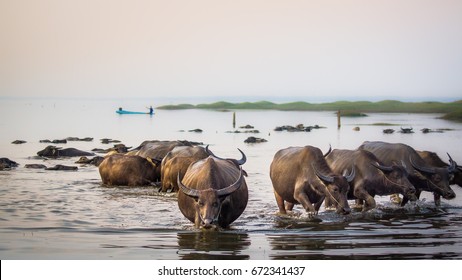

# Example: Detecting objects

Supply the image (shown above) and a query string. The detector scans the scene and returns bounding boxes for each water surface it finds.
[1,98,462,259]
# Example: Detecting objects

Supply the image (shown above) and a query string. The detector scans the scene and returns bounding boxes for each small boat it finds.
[116,109,154,115]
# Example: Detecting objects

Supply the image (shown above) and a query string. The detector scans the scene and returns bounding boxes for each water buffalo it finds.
[161,146,209,192]
[45,165,78,171]
[177,148,248,229]
[270,146,354,216]
[98,154,160,186]
[0,158,19,169]
[75,156,105,166]
[359,141,456,206]
[37,145,94,157]
[325,149,417,211]
[418,150,462,187]
[135,140,200,181]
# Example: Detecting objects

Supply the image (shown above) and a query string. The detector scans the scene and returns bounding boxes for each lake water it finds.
[1,97,462,260]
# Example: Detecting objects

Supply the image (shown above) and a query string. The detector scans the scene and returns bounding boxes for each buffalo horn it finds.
[312,163,334,183]
[323,144,332,157]
[371,161,393,172]
[410,156,436,174]
[205,145,247,165]
[177,173,200,198]
[447,153,457,173]
[344,166,356,183]
[216,167,244,198]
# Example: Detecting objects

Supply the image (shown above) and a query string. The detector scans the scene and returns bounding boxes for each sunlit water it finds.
[1,98,462,259]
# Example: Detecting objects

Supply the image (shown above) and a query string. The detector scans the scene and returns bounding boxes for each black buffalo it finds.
[326,149,417,211]
[37,146,94,158]
[359,141,456,206]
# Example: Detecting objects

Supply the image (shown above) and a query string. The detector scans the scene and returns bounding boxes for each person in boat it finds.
[148,106,154,115]
[118,107,123,112]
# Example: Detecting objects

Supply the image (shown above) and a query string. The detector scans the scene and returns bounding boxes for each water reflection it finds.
[267,206,462,260]
[177,230,250,260]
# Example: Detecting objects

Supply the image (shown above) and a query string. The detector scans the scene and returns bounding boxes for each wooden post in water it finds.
[233,112,236,128]
[337,110,341,129]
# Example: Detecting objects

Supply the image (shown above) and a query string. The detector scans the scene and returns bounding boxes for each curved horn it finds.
[216,167,244,197]
[312,163,334,183]
[236,148,247,165]
[323,144,332,157]
[344,166,356,183]
[177,173,200,198]
[447,153,457,173]
[205,145,247,165]
[410,156,436,174]
[205,145,218,158]
[371,161,393,172]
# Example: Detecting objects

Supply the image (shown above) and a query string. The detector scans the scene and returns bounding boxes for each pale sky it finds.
[1,0,462,101]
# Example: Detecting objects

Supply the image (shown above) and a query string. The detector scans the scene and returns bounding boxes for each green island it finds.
[157,100,462,121]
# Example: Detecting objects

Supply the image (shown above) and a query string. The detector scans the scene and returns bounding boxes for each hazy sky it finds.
[1,0,462,101]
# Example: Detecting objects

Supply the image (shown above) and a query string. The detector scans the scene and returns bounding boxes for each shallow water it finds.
[1,98,462,259]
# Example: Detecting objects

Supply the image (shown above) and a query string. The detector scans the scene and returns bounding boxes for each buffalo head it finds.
[178,168,244,229]
[371,161,417,202]
[313,164,354,215]
[410,155,456,200]
[37,145,61,157]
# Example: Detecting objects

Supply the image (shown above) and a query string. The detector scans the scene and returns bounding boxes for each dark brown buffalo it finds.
[161,146,209,192]
[325,149,417,211]
[177,149,248,229]
[45,165,78,171]
[135,140,199,182]
[270,146,354,216]
[98,154,159,186]
[0,158,19,169]
[37,145,94,157]
[359,141,456,206]
[418,150,462,187]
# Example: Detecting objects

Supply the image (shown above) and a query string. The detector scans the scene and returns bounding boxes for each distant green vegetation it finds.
[440,109,462,122]
[156,100,462,121]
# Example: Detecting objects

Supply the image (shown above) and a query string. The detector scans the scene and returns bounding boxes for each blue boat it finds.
[116,108,154,115]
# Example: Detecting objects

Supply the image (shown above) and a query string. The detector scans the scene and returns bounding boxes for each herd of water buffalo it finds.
[1,139,461,229]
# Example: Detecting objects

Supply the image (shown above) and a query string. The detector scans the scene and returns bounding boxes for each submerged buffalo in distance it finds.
[270,146,354,216]
[24,164,77,171]
[325,149,417,211]
[37,145,94,158]
[359,141,456,206]
[75,156,105,166]
[0,158,19,170]
[98,154,160,186]
[177,147,248,229]
[418,150,462,188]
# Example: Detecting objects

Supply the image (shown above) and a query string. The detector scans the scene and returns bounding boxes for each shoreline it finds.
[157,100,462,121]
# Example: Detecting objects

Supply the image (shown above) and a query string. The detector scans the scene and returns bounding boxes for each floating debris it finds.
[383,129,395,134]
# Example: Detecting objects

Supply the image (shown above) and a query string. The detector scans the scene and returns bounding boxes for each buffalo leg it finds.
[274,190,287,214]
[285,202,294,211]
[433,193,441,207]
[353,187,376,211]
[293,183,316,214]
